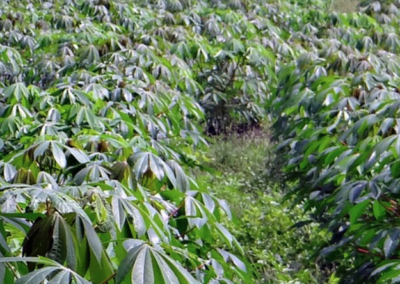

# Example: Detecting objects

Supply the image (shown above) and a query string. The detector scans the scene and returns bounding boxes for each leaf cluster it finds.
[0,0,271,283]
[270,0,400,282]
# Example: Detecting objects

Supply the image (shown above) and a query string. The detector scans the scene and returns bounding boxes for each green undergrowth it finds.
[195,129,339,283]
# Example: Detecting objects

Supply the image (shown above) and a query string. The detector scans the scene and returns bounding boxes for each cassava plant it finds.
[0,0,275,283]
[270,0,400,283]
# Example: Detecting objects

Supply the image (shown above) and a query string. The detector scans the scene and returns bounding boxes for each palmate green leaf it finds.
[22,212,76,271]
[131,246,155,284]
[198,192,215,212]
[153,250,200,284]
[0,116,23,135]
[4,82,30,102]
[116,242,200,284]
[37,172,58,188]
[84,83,109,100]
[215,223,234,247]
[74,163,110,185]
[75,106,105,131]
[3,185,88,219]
[216,199,232,219]
[216,248,247,272]
[113,195,146,237]
[47,270,71,284]
[116,239,145,283]
[133,152,178,185]
[3,163,17,182]
[340,114,379,140]
[167,160,190,192]
[1,195,17,213]
[116,242,144,284]
[142,205,170,243]
[0,257,90,284]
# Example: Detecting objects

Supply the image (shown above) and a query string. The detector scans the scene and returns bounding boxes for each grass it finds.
[195,128,339,283]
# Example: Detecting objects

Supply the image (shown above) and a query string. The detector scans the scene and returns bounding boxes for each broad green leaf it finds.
[349,199,369,226]
[47,215,67,265]
[373,200,387,221]
[112,195,127,231]
[133,152,149,180]
[47,270,70,284]
[52,143,66,169]
[16,267,60,284]
[349,182,367,203]
[384,229,400,259]
[33,142,50,160]
[149,154,164,181]
[116,244,143,284]
[154,250,200,284]
[78,216,103,263]
[131,246,154,284]
[67,148,90,164]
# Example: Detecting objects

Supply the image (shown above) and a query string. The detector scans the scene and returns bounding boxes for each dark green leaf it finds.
[384,229,400,258]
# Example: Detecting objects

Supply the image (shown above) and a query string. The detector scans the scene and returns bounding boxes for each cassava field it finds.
[0,0,398,283]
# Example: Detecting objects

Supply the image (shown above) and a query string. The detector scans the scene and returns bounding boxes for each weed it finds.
[196,128,338,283]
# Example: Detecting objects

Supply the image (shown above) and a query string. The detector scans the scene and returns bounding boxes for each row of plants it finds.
[3,0,399,282]
[270,0,400,283]
[0,0,282,282]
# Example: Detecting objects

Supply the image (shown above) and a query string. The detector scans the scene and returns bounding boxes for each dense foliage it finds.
[271,0,400,283]
[3,0,400,282]
[0,0,274,283]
